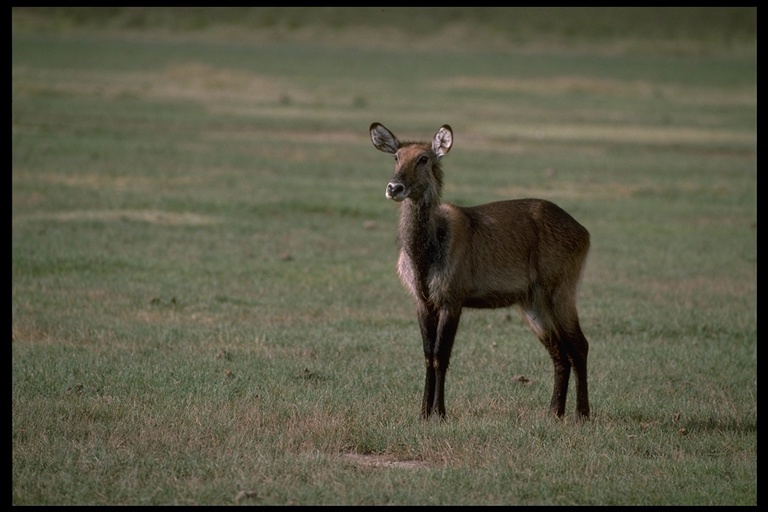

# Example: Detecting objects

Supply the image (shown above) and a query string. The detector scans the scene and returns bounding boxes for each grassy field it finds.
[12,7,756,505]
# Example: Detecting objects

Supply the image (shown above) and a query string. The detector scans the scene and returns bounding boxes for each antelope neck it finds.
[399,192,447,303]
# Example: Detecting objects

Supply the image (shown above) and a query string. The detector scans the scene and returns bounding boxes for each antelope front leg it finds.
[429,306,462,420]
[418,305,439,420]
[422,362,436,420]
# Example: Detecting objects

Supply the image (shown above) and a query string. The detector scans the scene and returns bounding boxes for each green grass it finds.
[12,7,755,505]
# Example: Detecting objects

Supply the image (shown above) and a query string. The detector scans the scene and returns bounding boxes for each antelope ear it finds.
[370,123,400,154]
[432,125,453,159]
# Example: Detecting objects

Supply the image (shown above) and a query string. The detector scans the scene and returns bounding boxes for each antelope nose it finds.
[386,182,405,200]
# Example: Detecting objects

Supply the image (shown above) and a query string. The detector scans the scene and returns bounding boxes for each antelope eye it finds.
[417,156,429,166]
[393,154,399,162]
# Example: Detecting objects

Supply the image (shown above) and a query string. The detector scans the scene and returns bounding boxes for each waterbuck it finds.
[370,122,591,421]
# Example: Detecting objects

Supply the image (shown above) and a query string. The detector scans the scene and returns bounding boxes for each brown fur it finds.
[370,123,591,421]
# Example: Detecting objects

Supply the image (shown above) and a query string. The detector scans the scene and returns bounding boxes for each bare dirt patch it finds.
[342,452,429,470]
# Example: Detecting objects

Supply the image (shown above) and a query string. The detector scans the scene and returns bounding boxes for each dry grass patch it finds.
[479,122,754,148]
[13,62,313,107]
[14,170,209,193]
[440,74,755,107]
[342,452,429,470]
[642,275,755,306]
[14,209,222,226]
